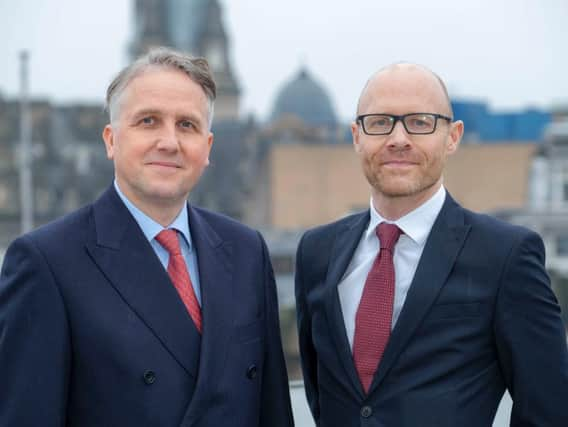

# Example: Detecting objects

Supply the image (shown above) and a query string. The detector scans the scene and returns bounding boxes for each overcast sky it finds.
[1,0,567,122]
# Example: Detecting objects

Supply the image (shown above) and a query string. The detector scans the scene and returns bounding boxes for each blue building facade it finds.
[452,100,550,143]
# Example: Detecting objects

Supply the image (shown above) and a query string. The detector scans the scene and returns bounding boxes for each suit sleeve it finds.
[257,232,294,427]
[494,230,568,426]
[295,232,321,424]
[0,236,70,426]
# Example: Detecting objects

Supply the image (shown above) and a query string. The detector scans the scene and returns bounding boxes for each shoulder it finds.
[298,210,368,255]
[461,205,540,245]
[302,211,368,242]
[2,204,93,280]
[449,201,545,265]
[17,204,92,251]
[189,205,263,246]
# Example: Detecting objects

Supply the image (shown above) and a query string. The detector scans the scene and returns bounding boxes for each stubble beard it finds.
[362,155,443,200]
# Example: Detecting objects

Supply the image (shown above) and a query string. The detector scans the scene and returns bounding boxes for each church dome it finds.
[271,67,337,128]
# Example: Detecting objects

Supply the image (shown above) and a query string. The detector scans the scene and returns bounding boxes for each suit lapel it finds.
[189,206,234,386]
[324,212,369,399]
[180,206,234,425]
[369,195,470,393]
[85,187,201,378]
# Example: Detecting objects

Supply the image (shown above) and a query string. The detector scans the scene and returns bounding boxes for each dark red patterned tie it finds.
[353,222,402,393]
[156,229,202,333]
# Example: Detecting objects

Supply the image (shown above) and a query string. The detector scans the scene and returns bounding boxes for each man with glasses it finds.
[295,63,568,426]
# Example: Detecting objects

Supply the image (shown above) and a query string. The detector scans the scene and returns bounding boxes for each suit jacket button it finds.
[143,370,156,385]
[360,405,372,418]
[246,365,258,380]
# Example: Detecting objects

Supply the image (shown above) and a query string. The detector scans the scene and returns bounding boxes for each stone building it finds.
[130,0,240,122]
[496,105,568,326]
[1,0,565,387]
[0,96,109,253]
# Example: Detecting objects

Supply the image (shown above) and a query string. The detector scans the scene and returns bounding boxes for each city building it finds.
[0,0,565,384]
[0,97,109,253]
[131,0,240,121]
[496,104,568,325]
[453,99,550,143]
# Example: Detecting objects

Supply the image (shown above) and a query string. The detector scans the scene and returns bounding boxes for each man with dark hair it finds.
[295,63,568,426]
[0,47,294,427]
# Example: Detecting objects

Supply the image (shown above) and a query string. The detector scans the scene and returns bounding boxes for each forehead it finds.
[119,67,208,118]
[360,66,449,114]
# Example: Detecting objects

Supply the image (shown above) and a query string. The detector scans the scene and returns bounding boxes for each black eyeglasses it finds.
[356,113,453,135]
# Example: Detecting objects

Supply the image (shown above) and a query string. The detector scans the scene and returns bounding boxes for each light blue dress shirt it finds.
[114,181,202,305]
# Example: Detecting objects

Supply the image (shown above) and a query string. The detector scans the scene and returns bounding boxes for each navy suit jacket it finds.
[0,186,294,427]
[295,194,568,427]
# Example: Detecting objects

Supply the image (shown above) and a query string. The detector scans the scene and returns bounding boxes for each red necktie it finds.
[353,222,402,393]
[156,229,202,333]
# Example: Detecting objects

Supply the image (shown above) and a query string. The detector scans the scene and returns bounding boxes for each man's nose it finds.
[156,123,179,150]
[386,120,411,148]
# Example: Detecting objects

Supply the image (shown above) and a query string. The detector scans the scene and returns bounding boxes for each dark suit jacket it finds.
[0,186,293,427]
[295,194,568,427]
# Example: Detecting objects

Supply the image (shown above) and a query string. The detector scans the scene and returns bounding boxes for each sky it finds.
[1,0,567,122]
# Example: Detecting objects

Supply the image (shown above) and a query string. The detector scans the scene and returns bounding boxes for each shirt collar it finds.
[113,180,193,251]
[366,186,446,246]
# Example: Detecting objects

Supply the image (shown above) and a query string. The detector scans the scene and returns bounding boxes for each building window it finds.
[557,236,568,256]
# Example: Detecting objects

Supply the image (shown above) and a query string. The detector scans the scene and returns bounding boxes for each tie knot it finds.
[156,229,182,256]
[376,222,402,252]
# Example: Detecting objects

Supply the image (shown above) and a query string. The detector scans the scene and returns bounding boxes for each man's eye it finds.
[408,116,433,128]
[140,117,155,125]
[366,116,391,128]
[179,120,194,129]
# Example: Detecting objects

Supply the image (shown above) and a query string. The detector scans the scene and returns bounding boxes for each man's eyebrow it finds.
[176,112,209,128]
[130,108,162,119]
[128,109,207,128]
[178,112,203,122]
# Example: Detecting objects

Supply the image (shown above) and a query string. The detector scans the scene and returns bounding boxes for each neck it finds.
[139,202,185,228]
[115,181,186,227]
[372,183,441,221]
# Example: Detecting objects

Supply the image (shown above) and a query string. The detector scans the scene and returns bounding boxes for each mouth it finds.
[147,161,181,169]
[381,160,418,167]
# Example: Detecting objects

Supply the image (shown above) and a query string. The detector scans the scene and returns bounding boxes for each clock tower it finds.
[130,0,240,122]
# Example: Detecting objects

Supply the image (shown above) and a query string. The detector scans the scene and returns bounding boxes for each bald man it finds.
[295,63,568,427]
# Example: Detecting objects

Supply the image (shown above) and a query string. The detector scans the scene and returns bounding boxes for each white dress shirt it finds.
[338,186,446,349]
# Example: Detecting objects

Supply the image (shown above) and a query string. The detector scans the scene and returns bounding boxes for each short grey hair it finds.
[105,47,217,129]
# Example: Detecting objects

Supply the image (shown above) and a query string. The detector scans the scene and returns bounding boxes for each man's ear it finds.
[204,132,214,166]
[102,125,115,160]
[352,122,362,153]
[446,120,464,155]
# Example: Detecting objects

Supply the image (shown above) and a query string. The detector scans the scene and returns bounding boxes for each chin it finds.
[371,172,416,193]
[373,176,414,196]
[379,178,441,199]
[145,185,191,203]
[377,186,418,198]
